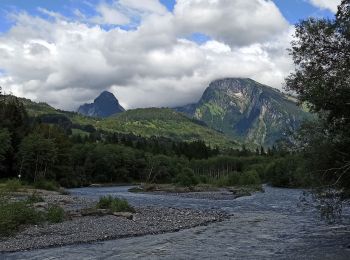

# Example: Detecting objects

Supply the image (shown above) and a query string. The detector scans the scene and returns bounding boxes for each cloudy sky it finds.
[0,0,340,110]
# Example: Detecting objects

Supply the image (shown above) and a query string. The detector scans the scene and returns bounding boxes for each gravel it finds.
[0,201,228,252]
[150,191,240,200]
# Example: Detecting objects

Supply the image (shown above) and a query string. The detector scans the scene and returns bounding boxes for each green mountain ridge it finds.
[176,78,311,146]
[8,77,309,148]
[7,96,238,148]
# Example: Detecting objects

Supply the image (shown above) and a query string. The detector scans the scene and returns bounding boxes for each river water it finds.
[3,186,350,259]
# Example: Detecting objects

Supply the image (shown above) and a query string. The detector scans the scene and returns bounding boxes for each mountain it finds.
[175,78,310,147]
[8,95,238,148]
[99,108,238,148]
[77,91,125,117]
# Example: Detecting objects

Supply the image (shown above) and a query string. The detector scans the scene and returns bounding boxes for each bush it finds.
[34,180,59,191]
[46,205,65,223]
[26,191,44,203]
[174,168,199,187]
[227,172,241,186]
[239,170,261,185]
[207,172,248,187]
[0,198,43,236]
[4,179,22,192]
[97,195,135,213]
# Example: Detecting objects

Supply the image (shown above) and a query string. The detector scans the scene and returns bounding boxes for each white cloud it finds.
[174,0,289,46]
[0,0,294,110]
[309,0,341,13]
[90,0,167,26]
[119,0,168,15]
[92,3,130,25]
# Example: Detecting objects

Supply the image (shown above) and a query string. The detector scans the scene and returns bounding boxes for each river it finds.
[3,186,350,259]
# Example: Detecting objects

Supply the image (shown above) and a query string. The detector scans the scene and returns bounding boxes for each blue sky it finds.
[0,0,336,33]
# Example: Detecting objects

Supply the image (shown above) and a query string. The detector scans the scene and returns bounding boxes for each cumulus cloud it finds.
[174,0,289,46]
[0,0,294,110]
[309,0,341,13]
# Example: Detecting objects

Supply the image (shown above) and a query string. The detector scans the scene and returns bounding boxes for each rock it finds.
[33,202,48,209]
[113,212,134,220]
[68,211,83,218]
[89,184,103,187]
[81,208,109,216]
[59,198,73,204]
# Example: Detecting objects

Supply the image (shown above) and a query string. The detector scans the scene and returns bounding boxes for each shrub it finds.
[46,205,65,223]
[26,191,44,203]
[34,180,59,191]
[4,179,22,192]
[212,176,229,187]
[174,168,199,187]
[97,195,135,213]
[239,170,261,185]
[207,172,241,187]
[0,198,43,236]
[226,172,241,186]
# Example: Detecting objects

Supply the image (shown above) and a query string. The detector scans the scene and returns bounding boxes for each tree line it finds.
[1,92,299,188]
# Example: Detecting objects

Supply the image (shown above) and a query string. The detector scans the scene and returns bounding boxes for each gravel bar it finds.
[149,191,241,200]
[0,206,229,252]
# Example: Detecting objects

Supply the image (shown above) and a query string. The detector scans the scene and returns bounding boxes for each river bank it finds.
[129,183,263,200]
[0,189,228,252]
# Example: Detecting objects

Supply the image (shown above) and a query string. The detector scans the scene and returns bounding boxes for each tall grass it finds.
[97,196,135,213]
[0,197,43,236]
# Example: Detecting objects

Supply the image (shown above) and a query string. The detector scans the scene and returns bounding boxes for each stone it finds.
[33,202,48,209]
[112,212,134,220]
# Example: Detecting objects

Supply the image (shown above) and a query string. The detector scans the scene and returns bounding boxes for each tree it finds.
[0,95,29,146]
[286,0,350,191]
[18,133,58,182]
[286,1,350,122]
[174,168,198,187]
[0,95,29,177]
[0,128,11,173]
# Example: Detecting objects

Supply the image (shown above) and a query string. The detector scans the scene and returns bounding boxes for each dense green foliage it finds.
[174,168,199,187]
[286,0,350,193]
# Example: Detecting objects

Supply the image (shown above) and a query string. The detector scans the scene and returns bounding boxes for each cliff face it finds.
[176,78,309,146]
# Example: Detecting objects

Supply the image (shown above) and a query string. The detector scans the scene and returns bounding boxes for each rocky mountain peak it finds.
[77,91,125,118]
[175,78,310,146]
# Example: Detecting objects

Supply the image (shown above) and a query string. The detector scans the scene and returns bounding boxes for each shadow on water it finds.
[2,185,350,260]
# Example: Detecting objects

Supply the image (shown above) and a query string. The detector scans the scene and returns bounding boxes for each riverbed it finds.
[2,185,350,259]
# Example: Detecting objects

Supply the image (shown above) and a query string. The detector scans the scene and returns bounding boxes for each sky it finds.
[0,0,341,110]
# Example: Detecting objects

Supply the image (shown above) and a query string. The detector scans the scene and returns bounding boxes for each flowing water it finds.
[3,186,350,259]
